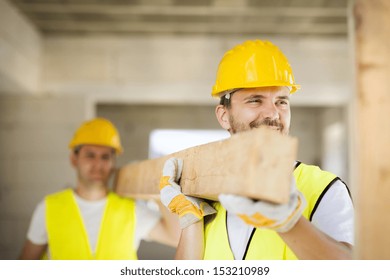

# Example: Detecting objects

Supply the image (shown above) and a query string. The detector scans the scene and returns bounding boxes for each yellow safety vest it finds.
[45,189,137,260]
[204,162,343,260]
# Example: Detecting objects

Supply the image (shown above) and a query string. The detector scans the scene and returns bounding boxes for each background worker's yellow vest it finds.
[45,189,137,260]
[204,163,341,260]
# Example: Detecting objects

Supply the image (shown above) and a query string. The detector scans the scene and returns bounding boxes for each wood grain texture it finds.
[114,127,298,204]
[354,0,390,259]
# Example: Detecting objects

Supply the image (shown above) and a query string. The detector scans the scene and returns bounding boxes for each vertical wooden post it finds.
[353,0,390,259]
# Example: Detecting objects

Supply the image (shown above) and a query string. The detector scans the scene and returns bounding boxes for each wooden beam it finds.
[114,127,298,204]
[17,4,346,18]
[353,0,390,259]
[34,20,347,36]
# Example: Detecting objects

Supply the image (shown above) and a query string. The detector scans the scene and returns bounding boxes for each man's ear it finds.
[215,105,231,131]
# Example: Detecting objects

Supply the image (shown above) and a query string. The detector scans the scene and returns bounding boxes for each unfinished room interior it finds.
[0,0,389,260]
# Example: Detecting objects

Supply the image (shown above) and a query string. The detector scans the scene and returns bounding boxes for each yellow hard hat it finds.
[68,118,123,154]
[211,40,300,98]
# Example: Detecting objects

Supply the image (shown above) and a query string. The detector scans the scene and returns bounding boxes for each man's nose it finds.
[93,157,106,168]
[261,103,279,120]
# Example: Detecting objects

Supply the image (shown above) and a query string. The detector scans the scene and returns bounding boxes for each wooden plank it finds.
[353,0,390,259]
[114,127,298,204]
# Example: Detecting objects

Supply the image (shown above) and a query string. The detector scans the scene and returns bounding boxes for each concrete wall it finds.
[0,0,42,94]
[42,35,351,107]
[0,94,87,259]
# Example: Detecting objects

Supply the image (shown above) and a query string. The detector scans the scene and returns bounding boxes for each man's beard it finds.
[228,115,286,134]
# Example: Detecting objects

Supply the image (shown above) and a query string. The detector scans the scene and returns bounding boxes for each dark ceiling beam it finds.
[16,3,346,18]
[34,20,347,35]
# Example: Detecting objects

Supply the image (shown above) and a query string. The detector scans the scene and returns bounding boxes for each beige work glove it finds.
[159,157,216,229]
[218,178,306,233]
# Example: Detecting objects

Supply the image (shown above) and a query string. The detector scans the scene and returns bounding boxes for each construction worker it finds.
[19,117,179,260]
[160,40,354,259]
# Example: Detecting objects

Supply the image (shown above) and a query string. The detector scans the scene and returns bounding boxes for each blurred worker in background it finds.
[20,117,179,260]
[160,40,354,259]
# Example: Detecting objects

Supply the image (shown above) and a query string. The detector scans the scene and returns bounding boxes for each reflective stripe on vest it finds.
[45,189,137,260]
[204,162,338,260]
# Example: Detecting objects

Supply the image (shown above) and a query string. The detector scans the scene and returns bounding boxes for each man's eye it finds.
[277,100,289,105]
[248,99,261,103]
[102,155,111,161]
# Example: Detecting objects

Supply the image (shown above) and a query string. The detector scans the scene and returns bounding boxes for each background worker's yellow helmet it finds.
[211,40,300,98]
[68,118,123,154]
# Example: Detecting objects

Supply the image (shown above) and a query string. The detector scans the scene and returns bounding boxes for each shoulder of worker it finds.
[294,161,350,195]
[43,187,74,201]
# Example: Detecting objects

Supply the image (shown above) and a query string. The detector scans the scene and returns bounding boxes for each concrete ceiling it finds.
[10,0,349,36]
